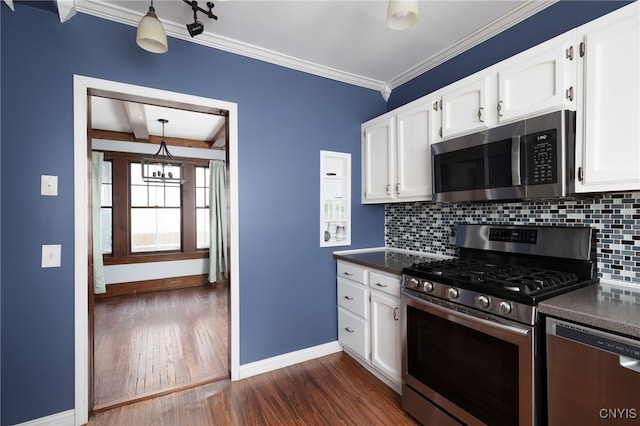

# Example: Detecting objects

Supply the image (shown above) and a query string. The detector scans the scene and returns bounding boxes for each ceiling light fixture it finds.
[387,0,419,30]
[141,119,185,186]
[183,0,218,38]
[136,0,168,53]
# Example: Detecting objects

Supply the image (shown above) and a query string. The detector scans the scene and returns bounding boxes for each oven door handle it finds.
[511,135,522,186]
[403,291,533,340]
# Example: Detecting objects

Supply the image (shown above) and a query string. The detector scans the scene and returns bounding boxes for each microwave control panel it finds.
[523,129,557,185]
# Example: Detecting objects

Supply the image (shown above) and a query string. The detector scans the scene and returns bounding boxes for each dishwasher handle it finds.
[620,356,640,373]
[546,317,640,369]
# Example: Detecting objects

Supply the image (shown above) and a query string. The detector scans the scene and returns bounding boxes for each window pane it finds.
[196,187,206,207]
[131,185,148,207]
[130,163,144,185]
[196,207,210,249]
[131,208,181,252]
[165,186,181,207]
[101,208,112,254]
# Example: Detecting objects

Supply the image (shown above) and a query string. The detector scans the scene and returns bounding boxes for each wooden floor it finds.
[94,284,229,410]
[88,351,418,425]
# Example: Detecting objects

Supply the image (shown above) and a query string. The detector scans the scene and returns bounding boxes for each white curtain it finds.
[208,160,228,283]
[91,152,106,294]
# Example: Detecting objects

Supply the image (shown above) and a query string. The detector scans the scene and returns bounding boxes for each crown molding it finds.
[387,0,559,89]
[74,0,557,98]
[74,0,386,92]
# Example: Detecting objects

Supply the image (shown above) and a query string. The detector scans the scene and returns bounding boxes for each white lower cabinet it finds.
[370,291,401,384]
[336,260,402,392]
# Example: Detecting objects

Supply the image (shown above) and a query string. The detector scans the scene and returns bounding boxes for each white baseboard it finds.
[238,341,343,379]
[14,409,75,426]
[16,343,341,425]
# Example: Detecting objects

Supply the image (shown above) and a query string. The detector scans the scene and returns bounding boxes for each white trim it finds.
[238,341,343,380]
[14,409,75,426]
[73,0,557,94]
[73,75,240,425]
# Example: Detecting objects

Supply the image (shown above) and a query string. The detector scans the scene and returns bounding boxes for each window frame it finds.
[98,150,210,265]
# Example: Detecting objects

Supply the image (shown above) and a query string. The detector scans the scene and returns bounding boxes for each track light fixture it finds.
[183,0,217,38]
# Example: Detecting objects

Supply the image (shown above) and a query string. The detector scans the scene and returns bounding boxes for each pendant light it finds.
[141,119,185,185]
[136,0,168,53]
[387,0,419,30]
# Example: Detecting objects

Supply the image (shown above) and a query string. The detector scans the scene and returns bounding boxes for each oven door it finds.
[401,290,535,426]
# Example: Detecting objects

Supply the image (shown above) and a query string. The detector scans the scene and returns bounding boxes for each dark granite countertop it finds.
[333,248,449,276]
[539,281,640,339]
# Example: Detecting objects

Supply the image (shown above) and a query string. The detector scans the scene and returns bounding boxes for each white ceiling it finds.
[78,0,557,143]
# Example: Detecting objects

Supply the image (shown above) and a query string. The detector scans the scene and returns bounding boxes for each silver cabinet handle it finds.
[395,183,400,195]
[393,307,399,321]
[385,184,391,195]
[478,107,484,122]
[497,100,504,117]
[344,327,355,333]
[375,282,388,288]
[344,295,354,300]
[566,86,574,101]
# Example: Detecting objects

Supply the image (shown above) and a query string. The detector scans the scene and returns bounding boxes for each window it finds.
[130,162,182,253]
[195,166,210,249]
[100,160,113,255]
[97,151,211,264]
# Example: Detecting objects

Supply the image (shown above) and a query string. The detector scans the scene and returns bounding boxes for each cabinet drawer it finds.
[369,270,401,297]
[338,307,369,360]
[337,278,368,318]
[337,261,368,285]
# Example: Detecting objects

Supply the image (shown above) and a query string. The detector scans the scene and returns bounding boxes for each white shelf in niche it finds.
[320,150,351,247]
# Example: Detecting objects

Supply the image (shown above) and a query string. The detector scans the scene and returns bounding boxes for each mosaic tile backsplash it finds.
[385,192,640,286]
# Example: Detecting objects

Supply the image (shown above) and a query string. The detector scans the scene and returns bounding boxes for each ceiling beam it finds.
[90,129,225,150]
[123,101,149,140]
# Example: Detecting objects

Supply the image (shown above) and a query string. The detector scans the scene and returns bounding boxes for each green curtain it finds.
[91,152,106,294]
[208,160,228,283]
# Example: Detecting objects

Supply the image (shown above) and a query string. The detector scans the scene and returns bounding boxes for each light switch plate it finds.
[42,244,61,268]
[41,175,58,196]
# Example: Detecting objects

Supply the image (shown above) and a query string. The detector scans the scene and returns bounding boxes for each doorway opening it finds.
[74,75,240,425]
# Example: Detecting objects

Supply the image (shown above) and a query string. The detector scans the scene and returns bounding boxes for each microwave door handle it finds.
[511,136,522,186]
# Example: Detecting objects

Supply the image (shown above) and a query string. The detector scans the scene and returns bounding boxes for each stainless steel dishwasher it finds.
[546,317,640,425]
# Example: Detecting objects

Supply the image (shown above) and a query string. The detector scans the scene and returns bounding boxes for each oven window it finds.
[407,305,519,426]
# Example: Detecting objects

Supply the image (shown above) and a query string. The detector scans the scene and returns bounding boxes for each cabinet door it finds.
[362,116,395,203]
[396,103,432,201]
[370,291,401,384]
[575,3,640,193]
[497,34,576,123]
[440,74,492,139]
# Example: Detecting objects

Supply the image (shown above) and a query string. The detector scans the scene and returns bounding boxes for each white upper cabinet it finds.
[395,104,432,200]
[362,115,396,202]
[362,100,432,204]
[575,3,640,193]
[433,30,576,142]
[440,74,492,139]
[497,34,576,123]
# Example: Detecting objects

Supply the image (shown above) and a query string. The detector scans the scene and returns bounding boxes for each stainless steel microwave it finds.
[431,110,576,202]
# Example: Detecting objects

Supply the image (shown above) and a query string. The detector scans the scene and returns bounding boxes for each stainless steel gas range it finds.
[400,224,597,426]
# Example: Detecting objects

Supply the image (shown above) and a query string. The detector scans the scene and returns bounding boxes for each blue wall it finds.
[388,0,633,109]
[0,0,632,424]
[0,5,385,424]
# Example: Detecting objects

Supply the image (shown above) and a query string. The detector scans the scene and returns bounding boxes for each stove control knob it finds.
[498,301,512,315]
[407,277,420,289]
[446,287,459,300]
[475,295,490,309]
[422,281,434,293]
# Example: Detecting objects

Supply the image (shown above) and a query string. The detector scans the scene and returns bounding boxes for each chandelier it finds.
[141,119,185,185]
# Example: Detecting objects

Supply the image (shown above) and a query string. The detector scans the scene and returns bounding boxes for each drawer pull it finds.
[343,272,353,276]
[344,295,354,300]
[344,327,355,333]
[375,283,388,288]
[393,307,399,321]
